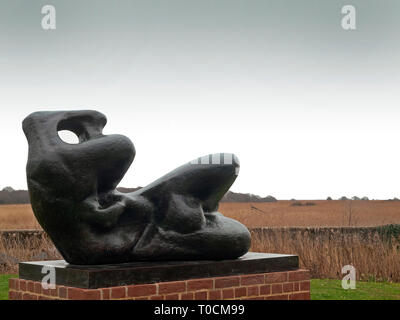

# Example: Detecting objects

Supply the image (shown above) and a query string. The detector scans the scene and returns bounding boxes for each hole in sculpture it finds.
[58,130,79,144]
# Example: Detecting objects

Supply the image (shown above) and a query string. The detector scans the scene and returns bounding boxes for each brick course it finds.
[9,269,310,300]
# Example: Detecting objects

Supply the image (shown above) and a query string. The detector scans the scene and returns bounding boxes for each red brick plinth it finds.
[9,269,310,300]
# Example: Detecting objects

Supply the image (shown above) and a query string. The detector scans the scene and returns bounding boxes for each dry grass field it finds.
[225,200,400,282]
[1,200,400,230]
[0,204,40,230]
[219,200,400,227]
[1,201,400,281]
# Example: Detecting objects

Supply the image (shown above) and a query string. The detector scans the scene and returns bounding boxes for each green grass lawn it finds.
[311,279,400,300]
[0,275,399,300]
[0,274,17,300]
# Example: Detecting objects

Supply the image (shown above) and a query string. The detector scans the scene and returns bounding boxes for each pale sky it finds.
[1,0,400,199]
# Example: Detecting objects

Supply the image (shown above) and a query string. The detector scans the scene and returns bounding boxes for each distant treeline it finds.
[221,191,277,202]
[114,188,278,203]
[0,188,30,204]
[0,187,277,204]
[3,186,398,204]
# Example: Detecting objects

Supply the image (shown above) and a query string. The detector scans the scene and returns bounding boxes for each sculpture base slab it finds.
[9,252,311,300]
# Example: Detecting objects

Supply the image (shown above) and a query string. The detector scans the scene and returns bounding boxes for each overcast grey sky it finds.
[1,0,400,199]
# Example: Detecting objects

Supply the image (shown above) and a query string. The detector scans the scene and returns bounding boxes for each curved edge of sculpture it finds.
[22,110,251,265]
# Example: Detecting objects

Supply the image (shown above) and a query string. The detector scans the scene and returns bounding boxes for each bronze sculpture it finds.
[22,110,251,265]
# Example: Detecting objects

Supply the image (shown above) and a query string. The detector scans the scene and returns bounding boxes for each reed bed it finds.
[0,234,60,274]
[251,229,400,282]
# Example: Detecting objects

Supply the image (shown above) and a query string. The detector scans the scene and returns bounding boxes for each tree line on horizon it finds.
[1,186,399,204]
[0,186,279,204]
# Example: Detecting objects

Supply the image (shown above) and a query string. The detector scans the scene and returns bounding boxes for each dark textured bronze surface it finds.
[22,110,251,264]
[19,252,299,289]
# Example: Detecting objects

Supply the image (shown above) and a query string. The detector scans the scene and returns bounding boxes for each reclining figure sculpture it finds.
[22,110,251,265]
